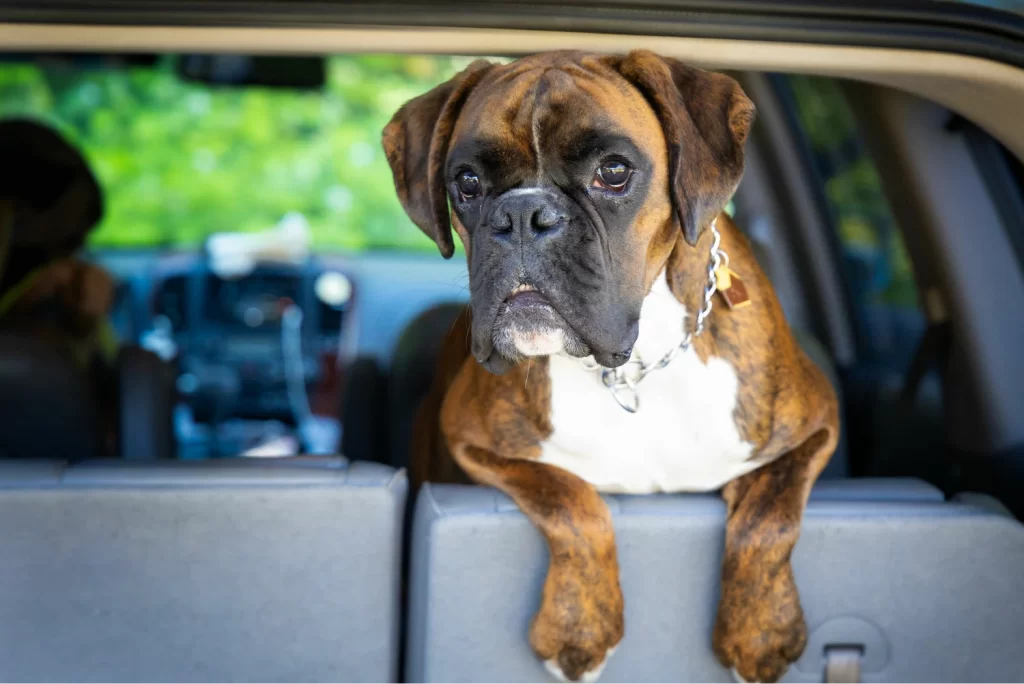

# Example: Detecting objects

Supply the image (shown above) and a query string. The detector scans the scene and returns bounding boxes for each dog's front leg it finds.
[712,429,835,683]
[453,443,624,683]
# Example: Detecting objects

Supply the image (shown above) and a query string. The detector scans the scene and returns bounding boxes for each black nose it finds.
[491,192,564,237]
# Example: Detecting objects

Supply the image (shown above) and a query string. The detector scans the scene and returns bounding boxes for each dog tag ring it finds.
[714,264,732,291]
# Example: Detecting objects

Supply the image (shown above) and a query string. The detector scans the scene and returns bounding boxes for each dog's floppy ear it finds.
[382,60,494,259]
[606,50,755,246]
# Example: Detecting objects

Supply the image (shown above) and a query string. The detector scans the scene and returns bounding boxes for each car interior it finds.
[2,10,1024,682]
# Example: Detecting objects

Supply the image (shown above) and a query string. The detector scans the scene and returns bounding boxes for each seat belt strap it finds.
[898,320,952,411]
[824,646,862,683]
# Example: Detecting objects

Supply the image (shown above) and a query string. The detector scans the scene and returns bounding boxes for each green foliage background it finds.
[0,57,918,314]
[0,55,482,251]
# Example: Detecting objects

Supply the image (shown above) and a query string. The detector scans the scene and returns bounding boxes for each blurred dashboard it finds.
[92,248,470,427]
[148,258,351,421]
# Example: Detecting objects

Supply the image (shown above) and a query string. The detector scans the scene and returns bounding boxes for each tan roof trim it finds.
[3,23,1023,158]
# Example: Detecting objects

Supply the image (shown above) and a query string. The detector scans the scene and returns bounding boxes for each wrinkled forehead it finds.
[448,59,664,177]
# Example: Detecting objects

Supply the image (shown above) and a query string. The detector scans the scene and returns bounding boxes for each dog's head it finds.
[383,51,754,374]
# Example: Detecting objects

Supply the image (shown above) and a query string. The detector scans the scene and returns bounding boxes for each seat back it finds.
[407,480,1024,682]
[0,333,100,459]
[0,457,406,682]
[0,334,180,461]
[116,344,178,460]
[387,302,467,469]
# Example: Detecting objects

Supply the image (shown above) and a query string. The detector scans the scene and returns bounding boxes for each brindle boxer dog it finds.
[383,50,839,683]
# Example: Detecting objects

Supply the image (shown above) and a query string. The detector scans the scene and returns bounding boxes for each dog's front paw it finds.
[529,569,624,683]
[714,614,805,683]
[712,572,807,683]
[541,645,618,683]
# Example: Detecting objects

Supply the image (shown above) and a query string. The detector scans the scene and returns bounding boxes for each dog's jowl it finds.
[383,50,839,683]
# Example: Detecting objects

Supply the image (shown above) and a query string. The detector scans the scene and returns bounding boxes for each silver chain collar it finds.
[575,218,727,413]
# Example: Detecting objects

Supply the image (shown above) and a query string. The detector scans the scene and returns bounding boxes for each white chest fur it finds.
[537,270,760,494]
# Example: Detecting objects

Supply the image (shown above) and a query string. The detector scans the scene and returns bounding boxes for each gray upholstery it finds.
[116,344,178,460]
[0,333,101,460]
[388,302,468,469]
[0,334,178,460]
[0,457,406,683]
[407,480,1024,682]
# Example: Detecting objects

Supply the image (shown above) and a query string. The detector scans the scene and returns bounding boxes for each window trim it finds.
[949,115,1024,272]
[766,73,874,365]
[3,22,1024,163]
[3,1,1024,70]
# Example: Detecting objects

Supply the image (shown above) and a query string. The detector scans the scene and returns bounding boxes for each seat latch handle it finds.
[824,645,863,683]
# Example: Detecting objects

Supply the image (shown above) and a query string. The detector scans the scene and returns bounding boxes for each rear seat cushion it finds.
[0,457,406,683]
[408,480,1024,682]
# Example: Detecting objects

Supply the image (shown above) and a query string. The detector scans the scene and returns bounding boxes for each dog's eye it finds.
[594,160,632,191]
[455,170,481,199]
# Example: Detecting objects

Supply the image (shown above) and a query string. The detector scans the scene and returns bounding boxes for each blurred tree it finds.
[0,55,487,251]
[785,74,917,310]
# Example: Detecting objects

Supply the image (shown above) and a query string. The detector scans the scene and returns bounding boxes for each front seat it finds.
[387,302,469,469]
[0,332,102,460]
[0,331,178,461]
[0,118,177,460]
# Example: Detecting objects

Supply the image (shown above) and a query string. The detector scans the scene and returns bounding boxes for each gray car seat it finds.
[0,119,178,461]
[407,480,1024,682]
[0,332,178,460]
[0,333,102,460]
[0,457,406,682]
[388,302,469,469]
